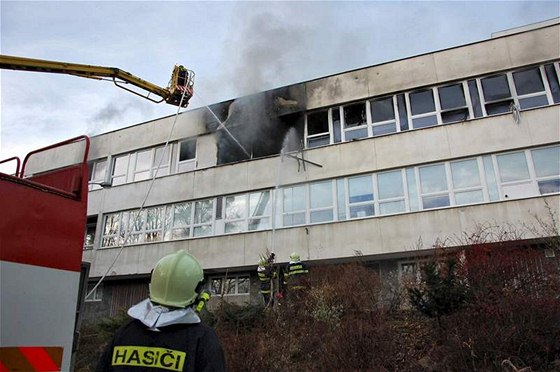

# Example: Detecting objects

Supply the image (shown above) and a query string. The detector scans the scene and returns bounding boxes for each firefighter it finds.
[283,252,309,293]
[95,250,226,372]
[257,253,276,306]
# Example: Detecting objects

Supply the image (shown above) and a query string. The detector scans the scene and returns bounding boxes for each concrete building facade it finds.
[27,20,560,321]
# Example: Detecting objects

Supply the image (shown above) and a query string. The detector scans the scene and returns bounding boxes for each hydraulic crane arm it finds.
[0,54,195,107]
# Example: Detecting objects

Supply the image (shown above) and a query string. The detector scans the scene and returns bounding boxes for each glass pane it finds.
[350,204,374,218]
[104,214,120,235]
[438,84,466,110]
[371,97,395,123]
[410,89,435,115]
[307,110,329,135]
[283,186,306,212]
[345,128,368,140]
[455,190,484,205]
[283,212,306,226]
[348,176,374,203]
[128,211,144,232]
[485,100,512,115]
[146,207,163,229]
[538,179,560,194]
[333,108,342,143]
[172,227,190,239]
[497,152,530,182]
[134,171,150,182]
[422,195,450,209]
[532,146,560,178]
[519,95,549,110]
[481,74,511,101]
[483,156,500,201]
[177,160,195,173]
[451,159,480,188]
[311,209,333,223]
[93,160,107,181]
[372,122,397,136]
[146,231,162,243]
[412,115,438,128]
[406,168,419,211]
[308,136,330,148]
[468,79,483,118]
[249,191,271,217]
[379,200,405,215]
[310,181,332,209]
[237,278,250,294]
[225,221,244,233]
[194,200,213,224]
[249,217,270,231]
[513,67,544,95]
[174,203,191,227]
[193,225,212,237]
[113,156,128,176]
[419,164,448,193]
[544,64,560,103]
[378,170,404,199]
[397,94,409,131]
[441,109,469,124]
[210,279,222,295]
[336,179,346,221]
[154,146,170,167]
[225,279,236,295]
[225,195,246,220]
[179,140,196,161]
[135,150,151,172]
[344,102,366,128]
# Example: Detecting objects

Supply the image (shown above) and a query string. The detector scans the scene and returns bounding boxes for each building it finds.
[27,19,560,322]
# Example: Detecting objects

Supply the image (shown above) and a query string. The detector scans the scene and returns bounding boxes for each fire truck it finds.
[0,56,195,371]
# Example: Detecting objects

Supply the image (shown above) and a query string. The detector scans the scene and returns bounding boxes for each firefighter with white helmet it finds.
[96,250,226,371]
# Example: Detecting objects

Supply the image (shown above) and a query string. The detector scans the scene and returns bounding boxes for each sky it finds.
[1,0,559,172]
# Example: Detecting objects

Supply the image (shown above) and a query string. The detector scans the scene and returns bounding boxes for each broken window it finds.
[177,139,196,173]
[438,83,470,123]
[481,74,513,115]
[512,67,549,110]
[343,102,368,140]
[370,96,398,136]
[306,110,330,148]
[408,89,438,128]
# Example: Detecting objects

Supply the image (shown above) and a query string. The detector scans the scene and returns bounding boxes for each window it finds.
[210,276,250,296]
[480,73,513,115]
[171,203,192,239]
[370,96,398,136]
[306,110,330,148]
[248,191,271,230]
[193,200,214,237]
[496,151,535,199]
[348,175,374,218]
[85,283,103,302]
[111,146,171,186]
[283,185,306,226]
[419,164,450,209]
[101,213,124,247]
[512,67,549,110]
[531,146,560,194]
[377,170,406,214]
[343,102,368,140]
[88,159,107,191]
[84,217,97,250]
[177,139,196,173]
[408,88,438,128]
[438,83,470,123]
[309,180,334,223]
[224,191,272,233]
[111,155,129,186]
[544,63,560,103]
[450,159,484,205]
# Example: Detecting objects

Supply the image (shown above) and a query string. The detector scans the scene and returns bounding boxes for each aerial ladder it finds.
[0,54,195,107]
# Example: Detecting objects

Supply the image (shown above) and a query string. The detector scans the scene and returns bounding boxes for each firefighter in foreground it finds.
[283,252,309,297]
[96,250,226,372]
[257,253,277,306]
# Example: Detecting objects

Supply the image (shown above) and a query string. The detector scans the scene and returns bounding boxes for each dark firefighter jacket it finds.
[257,265,276,294]
[283,261,309,290]
[95,319,226,372]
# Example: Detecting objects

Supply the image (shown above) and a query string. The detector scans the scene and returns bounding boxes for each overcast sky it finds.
[1,0,558,172]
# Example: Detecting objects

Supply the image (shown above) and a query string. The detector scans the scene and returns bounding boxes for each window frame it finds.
[176,139,197,173]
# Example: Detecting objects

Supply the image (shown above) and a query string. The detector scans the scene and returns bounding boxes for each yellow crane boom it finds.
[0,54,195,107]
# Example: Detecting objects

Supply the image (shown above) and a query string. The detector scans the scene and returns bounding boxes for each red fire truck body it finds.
[0,136,90,371]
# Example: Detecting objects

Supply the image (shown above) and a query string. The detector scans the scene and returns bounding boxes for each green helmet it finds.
[149,250,204,308]
[290,252,300,261]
